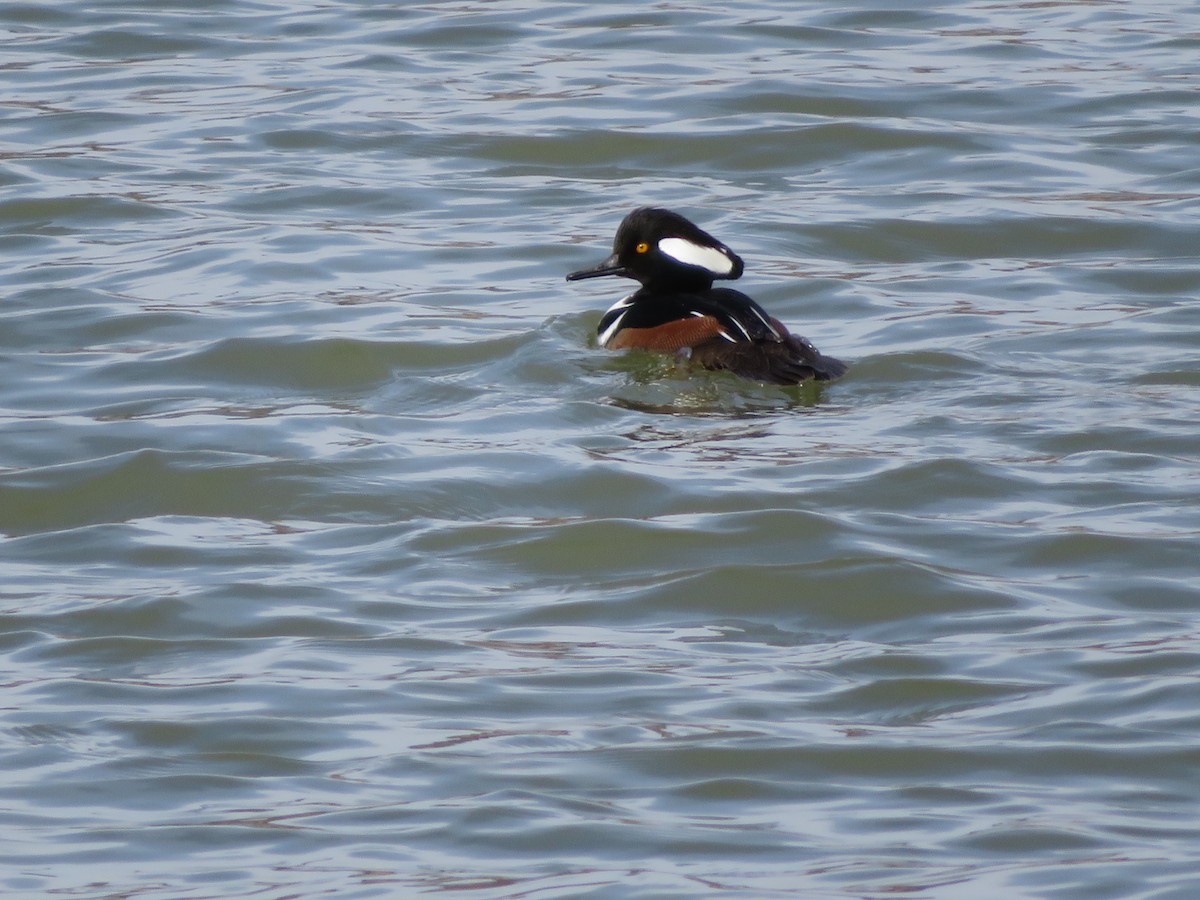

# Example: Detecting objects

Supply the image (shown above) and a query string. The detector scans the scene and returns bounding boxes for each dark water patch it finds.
[0,449,319,533]
[0,192,180,233]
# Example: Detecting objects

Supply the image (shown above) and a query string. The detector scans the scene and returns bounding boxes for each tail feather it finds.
[690,335,847,385]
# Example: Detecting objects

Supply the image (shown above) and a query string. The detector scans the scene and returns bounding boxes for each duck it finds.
[567,207,847,385]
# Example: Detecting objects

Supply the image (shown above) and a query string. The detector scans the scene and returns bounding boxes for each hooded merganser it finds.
[567,207,847,385]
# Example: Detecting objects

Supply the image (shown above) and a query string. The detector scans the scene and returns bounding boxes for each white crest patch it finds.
[658,237,735,276]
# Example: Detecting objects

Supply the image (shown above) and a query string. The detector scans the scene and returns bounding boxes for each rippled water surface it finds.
[3,1,1199,897]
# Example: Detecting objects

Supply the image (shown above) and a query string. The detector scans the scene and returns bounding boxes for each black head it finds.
[566,207,744,290]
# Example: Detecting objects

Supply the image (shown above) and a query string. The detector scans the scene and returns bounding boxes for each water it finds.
[2,1,1199,897]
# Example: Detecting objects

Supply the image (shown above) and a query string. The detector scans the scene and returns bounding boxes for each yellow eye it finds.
[635,242,650,254]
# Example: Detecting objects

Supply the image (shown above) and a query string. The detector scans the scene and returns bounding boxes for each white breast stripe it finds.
[604,294,636,314]
[598,309,629,347]
[658,237,734,276]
